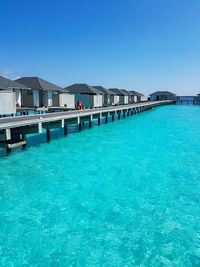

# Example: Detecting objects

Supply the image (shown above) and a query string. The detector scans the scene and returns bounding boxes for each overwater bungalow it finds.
[150,91,176,101]
[109,88,129,105]
[107,89,119,105]
[51,90,75,109]
[15,77,73,108]
[130,90,148,102]
[65,83,103,108]
[92,86,111,106]
[0,76,29,116]
[176,96,197,105]
[121,90,137,104]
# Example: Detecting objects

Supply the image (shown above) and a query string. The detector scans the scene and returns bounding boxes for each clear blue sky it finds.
[0,0,200,95]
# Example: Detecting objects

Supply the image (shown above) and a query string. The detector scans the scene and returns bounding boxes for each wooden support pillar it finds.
[89,120,92,128]
[118,113,121,119]
[46,129,50,142]
[98,117,101,125]
[112,114,115,121]
[79,123,82,131]
[105,116,108,123]
[123,112,125,118]
[64,126,67,136]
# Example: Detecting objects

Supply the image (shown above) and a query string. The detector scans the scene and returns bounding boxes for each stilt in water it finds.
[64,126,67,136]
[6,147,11,153]
[98,117,101,125]
[46,129,50,142]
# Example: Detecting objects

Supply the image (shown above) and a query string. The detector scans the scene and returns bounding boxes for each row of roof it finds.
[1,75,184,96]
[0,76,146,96]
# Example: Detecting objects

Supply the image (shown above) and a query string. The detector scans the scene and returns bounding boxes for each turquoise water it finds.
[0,105,200,266]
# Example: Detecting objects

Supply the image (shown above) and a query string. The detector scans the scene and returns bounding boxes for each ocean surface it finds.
[0,105,200,266]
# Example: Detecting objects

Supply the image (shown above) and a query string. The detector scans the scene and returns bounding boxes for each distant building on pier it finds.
[176,95,200,105]
[92,86,111,106]
[65,84,103,108]
[16,77,74,108]
[108,88,129,105]
[130,91,148,102]
[120,90,137,104]
[149,91,176,101]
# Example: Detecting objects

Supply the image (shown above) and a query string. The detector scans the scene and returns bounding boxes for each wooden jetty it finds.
[0,100,174,152]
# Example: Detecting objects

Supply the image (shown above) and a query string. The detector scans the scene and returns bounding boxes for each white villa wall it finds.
[133,96,137,103]
[33,90,39,106]
[93,95,103,107]
[0,90,16,115]
[110,95,119,105]
[129,95,137,103]
[124,96,129,104]
[43,91,53,106]
[115,96,119,104]
[15,89,21,106]
[48,91,53,106]
[42,91,53,107]
[60,94,75,108]
[141,96,148,102]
